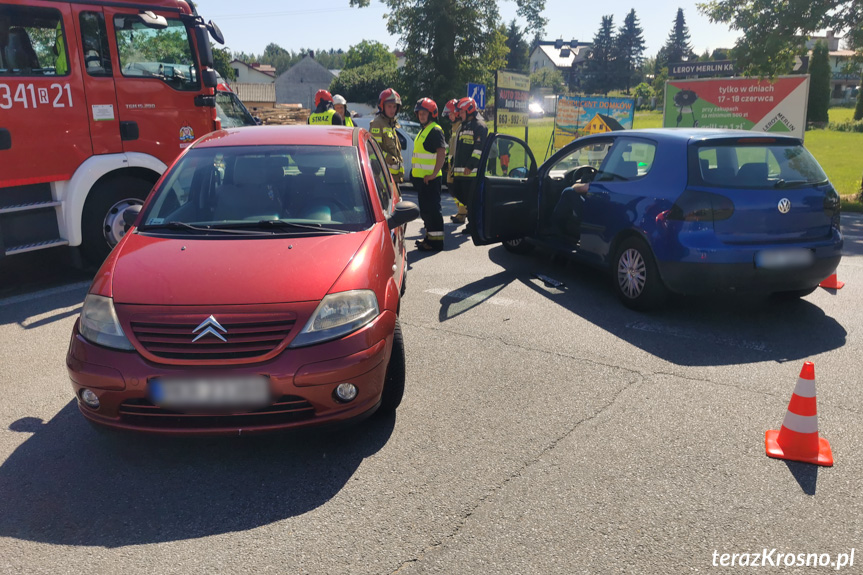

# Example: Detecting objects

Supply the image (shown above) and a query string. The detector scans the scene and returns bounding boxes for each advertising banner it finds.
[663,76,810,139]
[552,96,635,149]
[495,70,530,128]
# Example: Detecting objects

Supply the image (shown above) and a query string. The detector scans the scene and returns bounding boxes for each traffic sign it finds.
[467,83,486,110]
[793,56,809,74]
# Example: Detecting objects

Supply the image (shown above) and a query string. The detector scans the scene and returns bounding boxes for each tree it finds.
[633,82,653,109]
[808,41,831,123]
[344,40,397,69]
[658,8,695,69]
[330,64,399,104]
[530,67,565,94]
[212,46,235,81]
[585,15,617,95]
[652,66,669,108]
[504,19,530,72]
[350,0,547,106]
[855,78,863,121]
[699,0,863,77]
[614,9,646,93]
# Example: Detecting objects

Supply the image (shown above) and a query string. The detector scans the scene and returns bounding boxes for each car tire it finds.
[81,176,153,264]
[378,320,406,415]
[503,238,534,255]
[771,286,818,300]
[613,236,668,311]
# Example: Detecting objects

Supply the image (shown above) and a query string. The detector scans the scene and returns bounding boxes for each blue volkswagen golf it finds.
[470,129,843,310]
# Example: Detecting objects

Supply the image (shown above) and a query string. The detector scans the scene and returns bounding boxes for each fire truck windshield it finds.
[113,15,198,90]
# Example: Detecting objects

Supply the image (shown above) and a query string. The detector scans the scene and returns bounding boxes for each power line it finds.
[208,7,355,20]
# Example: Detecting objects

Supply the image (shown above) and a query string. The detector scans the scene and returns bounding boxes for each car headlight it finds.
[289,290,379,348]
[79,294,135,351]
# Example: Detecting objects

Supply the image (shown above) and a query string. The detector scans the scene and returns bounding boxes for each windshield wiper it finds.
[139,221,269,235]
[773,179,814,188]
[227,220,351,234]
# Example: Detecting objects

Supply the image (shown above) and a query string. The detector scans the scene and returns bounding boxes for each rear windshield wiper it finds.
[773,179,817,188]
[139,221,269,235]
[225,220,351,234]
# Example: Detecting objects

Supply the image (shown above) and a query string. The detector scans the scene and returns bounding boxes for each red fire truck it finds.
[0,0,226,261]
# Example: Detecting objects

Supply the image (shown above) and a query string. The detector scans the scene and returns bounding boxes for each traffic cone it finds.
[765,362,833,466]
[819,273,845,289]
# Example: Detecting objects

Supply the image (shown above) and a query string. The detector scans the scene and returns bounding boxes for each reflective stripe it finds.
[414,152,437,160]
[780,412,820,434]
[792,376,817,398]
[471,150,482,158]
[427,231,444,238]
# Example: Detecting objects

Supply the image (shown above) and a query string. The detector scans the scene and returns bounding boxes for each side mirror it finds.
[387,201,419,230]
[207,20,225,45]
[195,26,214,68]
[123,204,142,227]
[202,69,218,88]
[509,166,528,179]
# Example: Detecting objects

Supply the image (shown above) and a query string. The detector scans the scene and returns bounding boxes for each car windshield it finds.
[216,91,257,128]
[694,142,828,188]
[139,145,373,234]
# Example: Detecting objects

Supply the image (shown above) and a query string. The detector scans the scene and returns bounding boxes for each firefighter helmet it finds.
[414,97,438,119]
[378,88,402,113]
[443,98,459,117]
[314,89,333,108]
[456,97,477,115]
[332,94,347,106]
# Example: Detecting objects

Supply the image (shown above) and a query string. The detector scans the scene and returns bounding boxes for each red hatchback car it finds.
[66,126,418,435]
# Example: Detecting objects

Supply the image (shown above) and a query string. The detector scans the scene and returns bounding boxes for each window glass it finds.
[548,141,612,179]
[596,139,656,181]
[79,12,111,77]
[487,137,534,178]
[215,91,257,127]
[695,143,828,188]
[140,145,372,230]
[0,6,69,76]
[114,15,198,90]
[366,140,393,214]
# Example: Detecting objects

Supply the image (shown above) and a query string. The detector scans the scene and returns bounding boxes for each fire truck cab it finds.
[0,0,224,261]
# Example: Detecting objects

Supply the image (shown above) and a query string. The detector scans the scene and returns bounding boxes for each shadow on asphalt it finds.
[0,402,395,547]
[784,460,819,496]
[431,244,847,367]
[0,282,87,329]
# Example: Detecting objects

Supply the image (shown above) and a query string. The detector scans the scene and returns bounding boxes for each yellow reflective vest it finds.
[412,122,444,179]
[308,109,338,125]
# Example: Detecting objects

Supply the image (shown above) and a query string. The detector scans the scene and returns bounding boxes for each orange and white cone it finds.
[819,273,845,289]
[765,361,833,466]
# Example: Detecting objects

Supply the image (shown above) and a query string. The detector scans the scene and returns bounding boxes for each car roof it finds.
[194,125,360,149]
[582,128,802,145]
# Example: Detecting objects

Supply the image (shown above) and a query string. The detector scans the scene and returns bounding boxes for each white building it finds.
[229,60,276,84]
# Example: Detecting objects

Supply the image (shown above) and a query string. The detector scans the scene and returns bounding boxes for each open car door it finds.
[470,134,538,246]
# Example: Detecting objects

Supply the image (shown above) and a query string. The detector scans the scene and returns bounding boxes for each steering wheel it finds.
[568,165,597,185]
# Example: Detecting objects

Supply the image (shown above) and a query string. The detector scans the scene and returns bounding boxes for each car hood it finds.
[109,230,371,305]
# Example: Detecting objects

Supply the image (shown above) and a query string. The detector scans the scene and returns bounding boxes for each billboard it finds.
[553,96,635,149]
[663,76,810,139]
[495,70,530,128]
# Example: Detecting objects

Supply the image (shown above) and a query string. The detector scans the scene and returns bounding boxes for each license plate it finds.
[149,376,270,411]
[755,249,814,269]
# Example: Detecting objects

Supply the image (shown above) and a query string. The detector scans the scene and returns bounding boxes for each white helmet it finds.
[332,94,347,106]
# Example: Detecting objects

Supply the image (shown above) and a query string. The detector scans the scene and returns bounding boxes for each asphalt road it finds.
[1,202,861,574]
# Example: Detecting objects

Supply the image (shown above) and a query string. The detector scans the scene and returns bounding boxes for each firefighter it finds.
[411,98,447,252]
[332,94,354,127]
[369,88,404,183]
[307,89,344,126]
[442,98,467,224]
[452,96,488,234]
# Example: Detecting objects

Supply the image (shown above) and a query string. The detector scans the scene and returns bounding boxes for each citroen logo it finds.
[778,198,791,214]
[192,315,227,343]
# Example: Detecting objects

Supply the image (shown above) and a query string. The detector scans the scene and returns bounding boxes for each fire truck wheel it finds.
[81,176,153,264]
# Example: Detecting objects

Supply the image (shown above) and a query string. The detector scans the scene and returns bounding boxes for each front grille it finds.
[130,318,295,361]
[118,395,316,429]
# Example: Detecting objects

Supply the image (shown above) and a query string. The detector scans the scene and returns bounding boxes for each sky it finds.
[198,0,743,59]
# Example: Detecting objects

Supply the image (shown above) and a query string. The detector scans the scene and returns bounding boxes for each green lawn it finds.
[495,110,862,209]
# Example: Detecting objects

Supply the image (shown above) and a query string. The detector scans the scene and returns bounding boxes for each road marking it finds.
[0,281,90,307]
[627,320,770,352]
[425,288,520,307]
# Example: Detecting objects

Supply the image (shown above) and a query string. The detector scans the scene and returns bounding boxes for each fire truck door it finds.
[0,2,91,187]
[72,6,122,155]
[107,8,214,167]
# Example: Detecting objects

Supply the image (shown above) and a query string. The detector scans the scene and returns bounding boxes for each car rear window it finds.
[693,141,828,188]
[141,145,372,231]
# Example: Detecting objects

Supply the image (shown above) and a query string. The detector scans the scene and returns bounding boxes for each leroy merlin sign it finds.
[663,76,810,139]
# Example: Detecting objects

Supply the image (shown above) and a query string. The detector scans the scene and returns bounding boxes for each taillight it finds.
[667,190,735,222]
[823,187,840,213]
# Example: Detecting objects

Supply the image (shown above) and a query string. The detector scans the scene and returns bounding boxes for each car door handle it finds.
[0,128,10,151]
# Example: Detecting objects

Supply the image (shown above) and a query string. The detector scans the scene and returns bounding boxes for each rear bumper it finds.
[67,311,396,436]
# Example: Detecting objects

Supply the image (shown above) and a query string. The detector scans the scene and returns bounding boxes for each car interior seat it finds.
[735,163,769,187]
[6,27,40,72]
[213,156,283,221]
[617,160,638,180]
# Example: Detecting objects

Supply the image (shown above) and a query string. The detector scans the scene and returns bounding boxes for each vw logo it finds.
[192,315,227,343]
[778,198,791,214]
